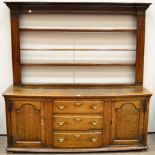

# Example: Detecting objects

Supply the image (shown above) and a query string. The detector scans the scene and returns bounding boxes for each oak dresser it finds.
[3,2,152,153]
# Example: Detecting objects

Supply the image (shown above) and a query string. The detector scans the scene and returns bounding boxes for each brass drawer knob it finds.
[74,134,81,138]
[58,121,65,126]
[75,102,82,106]
[91,121,97,126]
[58,138,65,143]
[91,105,97,110]
[17,109,22,113]
[90,137,97,142]
[58,105,65,110]
[41,119,44,126]
[74,118,82,122]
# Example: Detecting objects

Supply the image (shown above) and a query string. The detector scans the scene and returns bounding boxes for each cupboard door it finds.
[111,99,145,145]
[11,100,45,147]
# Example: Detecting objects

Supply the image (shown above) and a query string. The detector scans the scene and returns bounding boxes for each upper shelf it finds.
[20,28,137,32]
[20,48,136,51]
[21,63,135,67]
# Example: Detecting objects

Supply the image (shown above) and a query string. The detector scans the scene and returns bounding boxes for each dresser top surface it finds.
[3,85,152,98]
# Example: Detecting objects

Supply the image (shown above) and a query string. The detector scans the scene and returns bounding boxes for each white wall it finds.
[0,0,155,134]
[144,1,155,132]
[0,1,12,134]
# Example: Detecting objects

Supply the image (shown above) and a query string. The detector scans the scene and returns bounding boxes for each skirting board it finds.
[6,146,148,153]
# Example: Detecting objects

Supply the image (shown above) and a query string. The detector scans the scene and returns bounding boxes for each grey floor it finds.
[1,135,155,155]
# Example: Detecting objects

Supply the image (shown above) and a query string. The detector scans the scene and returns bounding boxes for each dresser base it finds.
[6,146,148,153]
[3,86,151,153]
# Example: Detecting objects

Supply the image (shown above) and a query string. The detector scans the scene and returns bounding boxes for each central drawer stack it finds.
[53,100,104,148]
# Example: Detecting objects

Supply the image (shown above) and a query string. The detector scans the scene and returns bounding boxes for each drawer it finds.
[53,115,103,131]
[53,100,103,114]
[53,132,103,148]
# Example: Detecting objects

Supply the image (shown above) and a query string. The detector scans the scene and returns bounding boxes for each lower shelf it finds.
[6,145,148,153]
